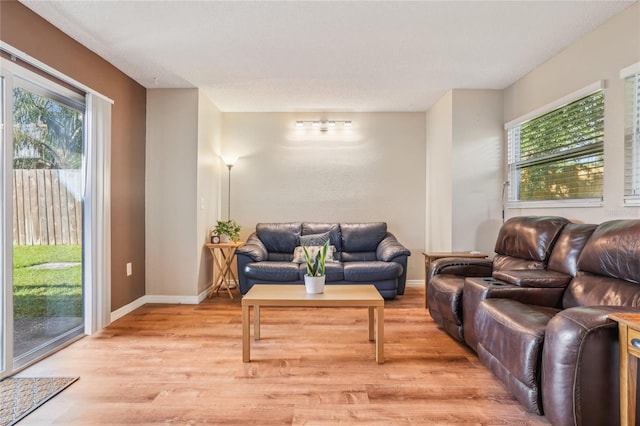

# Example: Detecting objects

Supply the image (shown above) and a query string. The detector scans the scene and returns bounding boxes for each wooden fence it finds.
[13,169,82,245]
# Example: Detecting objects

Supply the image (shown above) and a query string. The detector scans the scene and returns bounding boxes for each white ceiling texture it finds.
[21,0,636,112]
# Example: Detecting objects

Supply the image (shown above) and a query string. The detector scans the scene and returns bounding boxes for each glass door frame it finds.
[1,49,112,378]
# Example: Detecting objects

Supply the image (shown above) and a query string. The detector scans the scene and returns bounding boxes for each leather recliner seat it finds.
[475,219,640,425]
[462,223,597,352]
[426,216,569,342]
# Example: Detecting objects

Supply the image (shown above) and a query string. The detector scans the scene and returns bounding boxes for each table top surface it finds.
[609,313,640,328]
[205,241,245,248]
[242,284,383,306]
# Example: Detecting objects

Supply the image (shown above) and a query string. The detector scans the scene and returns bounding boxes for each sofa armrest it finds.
[542,306,637,426]
[235,233,268,261]
[492,269,572,288]
[462,277,565,351]
[376,233,411,261]
[426,257,493,284]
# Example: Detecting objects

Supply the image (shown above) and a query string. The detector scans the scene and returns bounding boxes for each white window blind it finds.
[622,62,640,205]
[506,86,605,205]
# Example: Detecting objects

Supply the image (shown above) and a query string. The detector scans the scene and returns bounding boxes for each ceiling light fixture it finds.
[295,120,353,132]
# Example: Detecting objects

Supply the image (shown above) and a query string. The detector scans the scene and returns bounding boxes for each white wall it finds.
[452,90,504,255]
[221,112,426,281]
[425,91,453,251]
[196,94,223,294]
[146,89,222,298]
[146,89,199,296]
[425,90,504,256]
[503,2,640,224]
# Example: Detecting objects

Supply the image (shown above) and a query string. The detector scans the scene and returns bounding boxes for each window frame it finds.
[621,62,640,206]
[504,81,606,209]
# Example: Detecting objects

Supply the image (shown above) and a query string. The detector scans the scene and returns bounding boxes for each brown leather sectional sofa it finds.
[427,216,640,425]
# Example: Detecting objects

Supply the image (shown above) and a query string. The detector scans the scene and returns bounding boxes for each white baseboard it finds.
[110,288,212,323]
[111,282,419,323]
[110,296,146,323]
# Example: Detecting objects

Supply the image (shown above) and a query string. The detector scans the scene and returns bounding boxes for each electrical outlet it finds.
[126,262,132,277]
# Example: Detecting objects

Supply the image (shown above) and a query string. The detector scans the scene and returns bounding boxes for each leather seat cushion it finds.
[244,261,299,282]
[343,261,402,282]
[298,262,344,282]
[476,298,560,414]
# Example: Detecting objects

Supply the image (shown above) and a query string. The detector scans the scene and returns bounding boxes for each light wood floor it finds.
[18,285,548,425]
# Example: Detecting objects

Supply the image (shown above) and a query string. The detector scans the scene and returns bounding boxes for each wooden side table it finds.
[422,251,488,308]
[609,313,640,426]
[205,241,245,299]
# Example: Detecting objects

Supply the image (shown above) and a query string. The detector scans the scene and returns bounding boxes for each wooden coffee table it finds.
[241,284,384,364]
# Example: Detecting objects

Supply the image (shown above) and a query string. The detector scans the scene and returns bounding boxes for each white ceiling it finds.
[21,0,636,112]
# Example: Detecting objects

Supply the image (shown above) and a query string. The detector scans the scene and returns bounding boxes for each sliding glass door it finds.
[12,81,85,365]
[2,63,87,375]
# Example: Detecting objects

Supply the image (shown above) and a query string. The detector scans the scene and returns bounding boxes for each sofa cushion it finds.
[301,223,342,252]
[341,222,387,253]
[476,298,560,414]
[298,262,344,282]
[292,245,337,264]
[492,254,544,272]
[562,272,640,309]
[547,223,597,277]
[256,222,301,254]
[243,261,299,282]
[299,231,331,247]
[577,219,640,284]
[343,261,401,282]
[493,216,569,263]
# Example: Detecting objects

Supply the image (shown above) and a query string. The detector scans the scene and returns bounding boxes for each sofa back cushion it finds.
[563,220,640,309]
[341,222,387,261]
[493,216,569,271]
[256,222,301,261]
[301,223,342,253]
[563,272,640,309]
[576,220,640,283]
[547,223,597,277]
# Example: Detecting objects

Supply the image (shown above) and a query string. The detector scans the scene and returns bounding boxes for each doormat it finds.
[0,377,78,426]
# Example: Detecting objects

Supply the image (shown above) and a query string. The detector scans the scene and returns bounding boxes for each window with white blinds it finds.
[622,62,640,205]
[506,84,605,206]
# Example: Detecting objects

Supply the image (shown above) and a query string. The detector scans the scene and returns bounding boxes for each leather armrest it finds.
[235,233,267,261]
[427,258,493,283]
[376,233,411,261]
[542,306,637,426]
[492,269,572,288]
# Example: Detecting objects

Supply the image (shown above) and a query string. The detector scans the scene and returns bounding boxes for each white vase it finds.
[220,234,230,243]
[304,275,325,294]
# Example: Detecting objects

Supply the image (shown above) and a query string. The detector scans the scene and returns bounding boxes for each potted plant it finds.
[303,240,329,294]
[213,219,241,243]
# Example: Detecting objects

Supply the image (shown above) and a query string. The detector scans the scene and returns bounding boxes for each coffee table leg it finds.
[376,306,384,364]
[254,305,261,340]
[368,307,374,341]
[242,304,250,362]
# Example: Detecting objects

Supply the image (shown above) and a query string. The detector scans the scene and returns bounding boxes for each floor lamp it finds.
[222,156,237,220]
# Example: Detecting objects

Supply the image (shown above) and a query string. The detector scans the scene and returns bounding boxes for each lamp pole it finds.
[227,163,233,220]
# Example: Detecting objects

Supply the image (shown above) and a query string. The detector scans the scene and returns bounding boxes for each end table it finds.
[609,313,640,426]
[205,241,245,299]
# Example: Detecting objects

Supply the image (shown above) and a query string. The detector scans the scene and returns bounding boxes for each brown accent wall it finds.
[1,0,146,311]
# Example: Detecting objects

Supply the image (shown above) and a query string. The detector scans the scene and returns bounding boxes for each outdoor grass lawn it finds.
[13,244,82,318]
